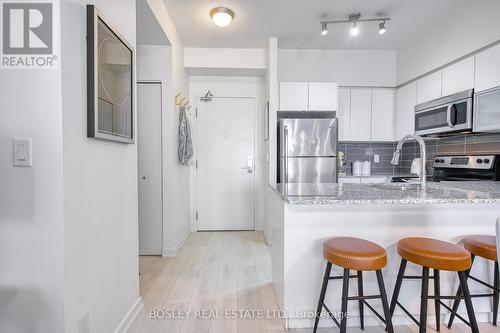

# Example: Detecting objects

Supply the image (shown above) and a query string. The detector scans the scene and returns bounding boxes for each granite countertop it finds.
[271,181,500,205]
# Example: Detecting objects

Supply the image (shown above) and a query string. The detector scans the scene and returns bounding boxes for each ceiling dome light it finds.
[321,22,328,36]
[379,21,387,35]
[210,7,234,27]
[350,22,359,36]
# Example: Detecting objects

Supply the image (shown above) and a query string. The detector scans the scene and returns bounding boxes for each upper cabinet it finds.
[441,57,475,96]
[395,82,417,140]
[337,88,351,141]
[279,82,308,111]
[416,71,442,104]
[475,44,500,93]
[371,89,395,141]
[350,89,372,141]
[308,82,338,111]
[279,82,338,111]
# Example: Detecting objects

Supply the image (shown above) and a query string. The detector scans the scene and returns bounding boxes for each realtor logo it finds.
[1,0,59,69]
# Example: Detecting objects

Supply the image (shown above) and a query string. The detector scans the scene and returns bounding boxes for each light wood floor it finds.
[129,231,500,333]
[139,255,169,297]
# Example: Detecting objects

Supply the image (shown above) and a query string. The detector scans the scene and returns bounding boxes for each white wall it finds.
[146,0,191,256]
[0,43,65,333]
[397,1,500,84]
[189,76,267,231]
[278,49,397,87]
[61,1,139,333]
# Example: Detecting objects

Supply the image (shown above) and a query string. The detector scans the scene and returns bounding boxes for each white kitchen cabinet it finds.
[337,88,351,141]
[308,82,338,111]
[371,89,395,141]
[441,57,475,96]
[416,71,442,104]
[350,89,372,141]
[475,44,500,92]
[279,82,308,111]
[395,82,417,140]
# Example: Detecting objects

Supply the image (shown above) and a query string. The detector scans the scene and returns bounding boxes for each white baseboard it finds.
[114,297,143,333]
[162,230,190,257]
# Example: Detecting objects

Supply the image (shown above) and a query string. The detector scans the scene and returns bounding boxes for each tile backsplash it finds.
[399,132,500,175]
[340,133,500,176]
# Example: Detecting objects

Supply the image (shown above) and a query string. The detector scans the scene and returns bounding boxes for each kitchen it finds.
[4,1,500,333]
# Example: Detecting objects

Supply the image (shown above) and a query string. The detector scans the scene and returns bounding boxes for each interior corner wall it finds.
[396,0,500,84]
[0,36,65,333]
[145,0,191,255]
[61,1,139,333]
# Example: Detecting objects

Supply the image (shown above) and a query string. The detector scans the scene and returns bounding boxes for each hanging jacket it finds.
[178,106,193,165]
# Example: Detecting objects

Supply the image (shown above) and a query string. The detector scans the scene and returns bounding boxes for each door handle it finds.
[447,104,455,128]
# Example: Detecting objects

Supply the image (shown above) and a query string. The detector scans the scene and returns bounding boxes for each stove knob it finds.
[477,159,483,164]
[484,159,490,164]
[439,159,445,163]
[434,159,440,163]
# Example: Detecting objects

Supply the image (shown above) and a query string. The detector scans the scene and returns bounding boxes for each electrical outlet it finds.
[374,154,380,163]
[79,311,90,333]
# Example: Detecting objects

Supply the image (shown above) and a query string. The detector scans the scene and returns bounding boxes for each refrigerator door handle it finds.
[284,125,289,190]
[329,119,338,154]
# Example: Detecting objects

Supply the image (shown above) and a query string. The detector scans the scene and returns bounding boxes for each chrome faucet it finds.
[391,134,427,189]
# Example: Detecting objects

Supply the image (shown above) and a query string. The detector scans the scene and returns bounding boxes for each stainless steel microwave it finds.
[414,89,473,136]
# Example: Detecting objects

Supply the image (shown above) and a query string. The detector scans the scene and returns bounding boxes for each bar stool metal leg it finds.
[434,269,440,332]
[340,268,350,333]
[376,270,394,333]
[447,254,475,328]
[458,271,479,333]
[419,267,430,333]
[494,261,499,326]
[357,270,364,330]
[390,259,407,316]
[313,262,332,333]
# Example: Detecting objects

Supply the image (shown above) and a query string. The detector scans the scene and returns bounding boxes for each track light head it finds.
[321,22,328,36]
[350,22,359,37]
[379,21,387,35]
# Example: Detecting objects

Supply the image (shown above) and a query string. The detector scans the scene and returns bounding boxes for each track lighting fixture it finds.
[320,13,390,37]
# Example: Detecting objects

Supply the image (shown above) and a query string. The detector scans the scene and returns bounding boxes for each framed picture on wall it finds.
[264,101,270,141]
[86,5,135,143]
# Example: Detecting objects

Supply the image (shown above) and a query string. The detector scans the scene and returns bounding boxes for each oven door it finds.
[414,98,472,136]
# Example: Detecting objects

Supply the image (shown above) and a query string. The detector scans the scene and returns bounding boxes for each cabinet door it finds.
[350,89,372,141]
[371,89,395,141]
[475,44,500,92]
[416,71,442,104]
[473,88,500,132]
[395,82,417,140]
[279,82,308,111]
[337,88,351,141]
[441,57,474,96]
[308,82,338,111]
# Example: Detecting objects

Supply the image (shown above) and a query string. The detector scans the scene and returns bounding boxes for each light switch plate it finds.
[13,138,32,167]
[374,154,380,163]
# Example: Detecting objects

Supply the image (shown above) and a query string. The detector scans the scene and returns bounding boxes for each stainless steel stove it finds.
[432,154,500,181]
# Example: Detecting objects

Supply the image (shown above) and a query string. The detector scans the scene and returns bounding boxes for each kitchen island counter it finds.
[267,181,500,330]
[271,181,500,205]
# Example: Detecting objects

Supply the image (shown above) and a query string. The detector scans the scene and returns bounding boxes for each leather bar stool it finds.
[448,235,499,328]
[313,237,394,333]
[390,237,479,333]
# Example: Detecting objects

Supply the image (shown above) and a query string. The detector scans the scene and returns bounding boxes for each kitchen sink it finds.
[368,183,425,191]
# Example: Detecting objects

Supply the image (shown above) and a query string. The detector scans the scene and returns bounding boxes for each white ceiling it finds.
[162,0,468,49]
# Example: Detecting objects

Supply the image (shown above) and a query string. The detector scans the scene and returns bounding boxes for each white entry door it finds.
[138,83,163,255]
[197,97,255,230]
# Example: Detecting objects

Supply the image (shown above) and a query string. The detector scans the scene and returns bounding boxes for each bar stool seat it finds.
[323,237,387,271]
[398,237,471,271]
[464,235,497,261]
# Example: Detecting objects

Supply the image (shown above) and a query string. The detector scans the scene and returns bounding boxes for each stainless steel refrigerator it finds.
[277,111,338,184]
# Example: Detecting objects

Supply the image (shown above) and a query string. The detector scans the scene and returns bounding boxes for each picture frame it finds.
[86,5,135,143]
